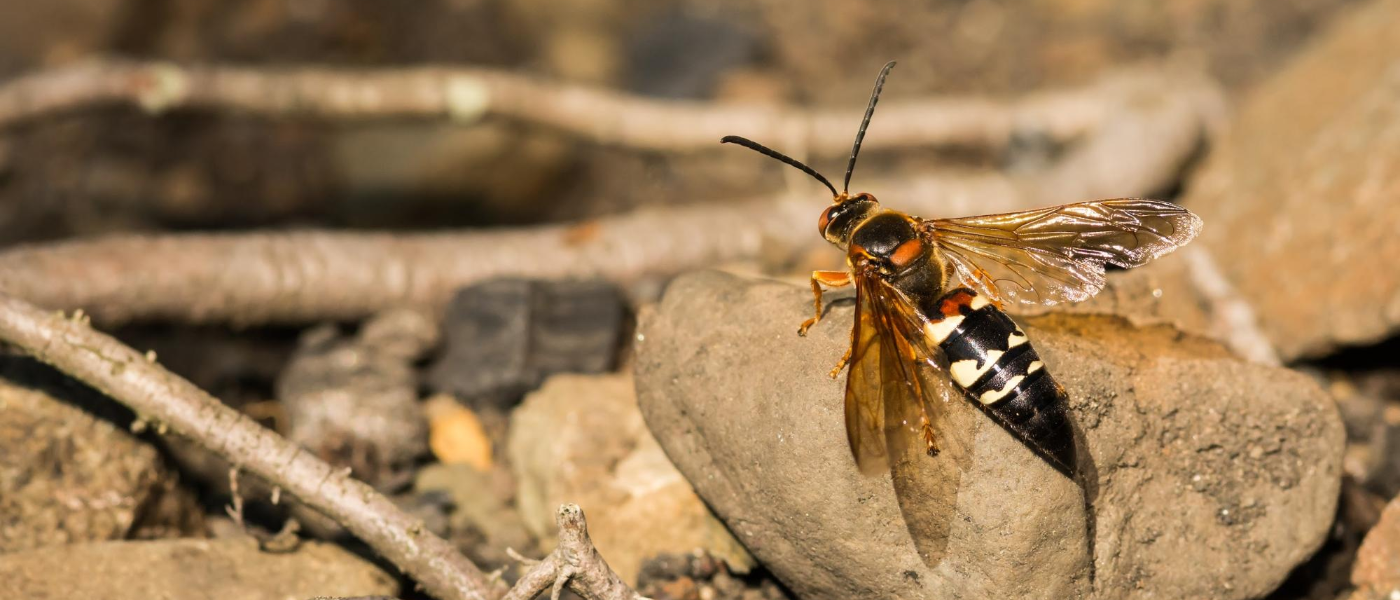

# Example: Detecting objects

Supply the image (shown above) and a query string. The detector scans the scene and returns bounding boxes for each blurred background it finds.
[2,1,1398,600]
[0,0,1359,241]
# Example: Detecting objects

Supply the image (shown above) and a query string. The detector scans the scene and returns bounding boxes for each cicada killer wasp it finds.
[722,61,1201,484]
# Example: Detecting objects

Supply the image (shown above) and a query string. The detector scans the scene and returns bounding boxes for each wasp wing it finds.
[860,275,969,465]
[845,267,974,475]
[846,268,963,475]
[844,269,892,475]
[923,198,1202,306]
[857,272,976,566]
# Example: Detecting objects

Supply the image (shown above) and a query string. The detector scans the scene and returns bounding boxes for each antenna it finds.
[843,60,896,193]
[720,135,838,197]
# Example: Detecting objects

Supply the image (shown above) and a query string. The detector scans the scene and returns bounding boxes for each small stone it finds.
[1354,495,1400,598]
[414,462,535,570]
[0,358,174,551]
[508,372,754,584]
[425,394,494,471]
[428,278,624,409]
[637,550,790,600]
[0,538,397,599]
[635,271,1344,600]
[648,576,701,600]
[1330,369,1400,497]
[638,551,725,586]
[278,308,433,491]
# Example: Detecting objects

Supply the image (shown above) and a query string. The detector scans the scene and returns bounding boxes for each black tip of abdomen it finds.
[983,371,1078,478]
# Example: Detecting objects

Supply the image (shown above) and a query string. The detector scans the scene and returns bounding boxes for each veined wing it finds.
[844,266,890,475]
[845,265,972,472]
[857,270,974,566]
[923,198,1202,306]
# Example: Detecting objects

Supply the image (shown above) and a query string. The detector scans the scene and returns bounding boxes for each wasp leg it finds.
[798,270,853,336]
[920,415,940,457]
[827,345,853,379]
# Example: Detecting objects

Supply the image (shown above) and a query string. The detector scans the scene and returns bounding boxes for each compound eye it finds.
[818,204,838,234]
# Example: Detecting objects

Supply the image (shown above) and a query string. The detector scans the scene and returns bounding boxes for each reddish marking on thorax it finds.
[888,238,923,268]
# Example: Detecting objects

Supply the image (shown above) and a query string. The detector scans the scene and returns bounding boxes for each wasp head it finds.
[818,192,879,247]
[721,61,898,248]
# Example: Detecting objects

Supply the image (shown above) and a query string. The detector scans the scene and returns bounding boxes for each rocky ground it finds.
[1,1,1399,599]
[637,271,1343,599]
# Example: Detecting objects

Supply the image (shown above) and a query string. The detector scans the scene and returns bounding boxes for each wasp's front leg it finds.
[798,270,853,336]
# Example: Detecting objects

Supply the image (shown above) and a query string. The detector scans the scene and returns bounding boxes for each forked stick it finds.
[0,292,646,600]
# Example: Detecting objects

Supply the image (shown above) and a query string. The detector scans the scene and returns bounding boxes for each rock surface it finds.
[1334,371,1400,498]
[415,462,536,570]
[0,537,399,599]
[1181,0,1400,360]
[0,360,170,551]
[508,372,753,584]
[1352,495,1400,599]
[637,550,788,600]
[635,270,1344,600]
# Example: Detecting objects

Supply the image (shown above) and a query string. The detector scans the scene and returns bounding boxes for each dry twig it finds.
[0,291,653,600]
[0,82,1214,327]
[225,466,246,528]
[0,58,1192,155]
[503,505,648,600]
[0,292,503,600]
[0,62,1220,326]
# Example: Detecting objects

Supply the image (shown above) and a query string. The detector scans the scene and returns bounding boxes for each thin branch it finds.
[225,466,246,528]
[0,100,1212,327]
[0,291,653,600]
[502,505,647,600]
[0,292,505,600]
[0,58,1194,155]
[0,65,1220,326]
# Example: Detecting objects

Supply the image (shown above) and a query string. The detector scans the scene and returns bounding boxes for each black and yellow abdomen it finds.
[921,288,1077,477]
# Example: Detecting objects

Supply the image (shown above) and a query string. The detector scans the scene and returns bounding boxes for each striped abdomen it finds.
[922,289,1077,477]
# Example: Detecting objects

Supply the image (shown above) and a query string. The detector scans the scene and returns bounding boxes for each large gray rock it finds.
[1180,0,1400,360]
[635,271,1344,599]
[0,538,398,599]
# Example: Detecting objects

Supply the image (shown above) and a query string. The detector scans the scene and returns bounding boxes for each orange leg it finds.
[827,345,853,379]
[798,270,853,336]
[921,415,940,457]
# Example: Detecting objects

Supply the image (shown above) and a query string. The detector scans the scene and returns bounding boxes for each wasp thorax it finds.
[819,193,880,247]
